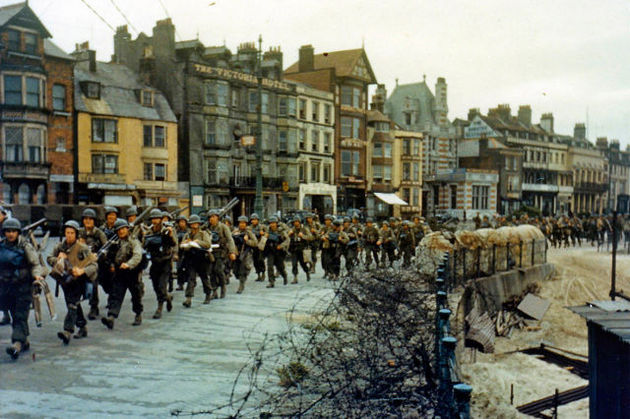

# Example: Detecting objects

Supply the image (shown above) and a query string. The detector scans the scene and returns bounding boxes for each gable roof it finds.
[285,48,377,83]
[0,2,51,38]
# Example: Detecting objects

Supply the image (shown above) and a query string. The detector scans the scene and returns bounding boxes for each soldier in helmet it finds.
[321,219,349,280]
[47,220,97,344]
[101,207,118,240]
[380,221,397,267]
[0,207,11,326]
[397,221,416,267]
[207,209,237,299]
[79,208,109,321]
[363,217,382,269]
[232,216,258,294]
[143,209,177,319]
[263,216,290,287]
[1,218,45,359]
[101,219,145,329]
[319,214,334,278]
[304,213,320,274]
[249,213,267,282]
[287,216,312,284]
[411,215,425,245]
[180,214,213,307]
[342,217,360,274]
[125,206,146,241]
[174,215,189,291]
[222,215,234,283]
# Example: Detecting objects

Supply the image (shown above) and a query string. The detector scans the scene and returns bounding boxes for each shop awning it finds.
[374,192,408,206]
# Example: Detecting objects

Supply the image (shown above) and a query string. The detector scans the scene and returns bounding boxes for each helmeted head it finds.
[114,219,129,238]
[104,206,118,225]
[82,208,97,228]
[64,220,80,243]
[125,206,138,218]
[208,209,220,225]
[366,217,374,226]
[149,208,164,227]
[332,218,342,229]
[238,215,248,229]
[2,217,20,241]
[268,215,278,229]
[188,214,202,228]
[292,216,301,227]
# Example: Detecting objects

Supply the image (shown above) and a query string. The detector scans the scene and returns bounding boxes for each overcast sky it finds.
[24,0,630,147]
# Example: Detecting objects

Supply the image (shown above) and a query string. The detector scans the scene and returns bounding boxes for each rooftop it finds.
[569,300,630,344]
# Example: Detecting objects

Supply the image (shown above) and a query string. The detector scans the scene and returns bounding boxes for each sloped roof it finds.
[367,109,390,123]
[175,39,204,50]
[74,60,176,122]
[386,81,437,127]
[285,48,376,83]
[44,39,72,60]
[0,2,51,37]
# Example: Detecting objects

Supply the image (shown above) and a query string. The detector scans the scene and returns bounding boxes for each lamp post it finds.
[253,35,264,217]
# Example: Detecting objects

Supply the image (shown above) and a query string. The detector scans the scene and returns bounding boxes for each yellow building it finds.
[73,46,178,206]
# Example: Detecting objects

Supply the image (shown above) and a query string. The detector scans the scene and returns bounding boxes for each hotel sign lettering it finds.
[193,64,291,91]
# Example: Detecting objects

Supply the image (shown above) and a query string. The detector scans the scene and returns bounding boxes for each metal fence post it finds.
[492,244,496,274]
[531,238,536,266]
[519,240,523,268]
[454,383,473,419]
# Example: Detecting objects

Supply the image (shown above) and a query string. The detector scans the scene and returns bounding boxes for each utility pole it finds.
[254,35,264,217]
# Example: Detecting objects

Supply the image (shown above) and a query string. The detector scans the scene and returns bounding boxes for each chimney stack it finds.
[540,113,554,133]
[298,44,314,72]
[72,41,97,72]
[370,84,387,113]
[573,123,586,140]
[467,108,480,121]
[517,105,532,126]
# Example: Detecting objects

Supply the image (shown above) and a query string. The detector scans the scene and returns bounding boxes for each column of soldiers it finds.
[2,205,436,360]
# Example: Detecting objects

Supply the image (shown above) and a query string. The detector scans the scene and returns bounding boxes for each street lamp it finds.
[253,35,264,217]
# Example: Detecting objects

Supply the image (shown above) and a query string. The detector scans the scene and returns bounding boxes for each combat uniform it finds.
[181,225,213,306]
[343,220,361,274]
[264,220,290,287]
[287,222,313,283]
[174,220,189,290]
[321,222,349,280]
[397,223,416,267]
[79,225,107,319]
[380,224,397,267]
[143,218,177,318]
[232,222,258,293]
[250,215,267,281]
[305,216,321,274]
[207,219,237,299]
[363,222,381,269]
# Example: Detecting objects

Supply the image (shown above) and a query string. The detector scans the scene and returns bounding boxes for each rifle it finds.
[21,218,47,235]
[170,206,189,218]
[219,197,239,218]
[96,206,153,259]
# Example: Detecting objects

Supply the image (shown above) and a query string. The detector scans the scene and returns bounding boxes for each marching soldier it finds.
[351,214,364,264]
[206,210,237,299]
[101,206,118,239]
[363,218,381,269]
[304,213,320,274]
[380,221,397,267]
[143,209,177,319]
[180,214,214,307]
[48,221,97,344]
[174,215,189,291]
[1,218,45,359]
[232,216,258,294]
[0,206,11,326]
[264,216,290,287]
[79,208,108,321]
[319,215,334,278]
[101,219,145,329]
[397,221,416,267]
[287,217,312,284]
[342,217,360,274]
[126,206,147,241]
[321,219,348,280]
[250,213,267,282]
[411,215,425,244]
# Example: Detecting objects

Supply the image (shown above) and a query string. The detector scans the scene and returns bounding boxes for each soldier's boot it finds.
[153,302,163,319]
[132,314,142,326]
[183,297,192,308]
[236,280,245,294]
[168,280,174,293]
[212,289,219,299]
[0,310,11,326]
[203,293,212,304]
[166,295,173,312]
[6,341,23,360]
[220,284,226,299]
[57,330,72,345]
[74,327,88,339]
[101,316,115,329]
[88,305,99,321]
[306,272,311,282]
[255,273,264,282]
[283,274,288,285]
[291,275,298,284]
[266,279,275,288]
[176,284,184,291]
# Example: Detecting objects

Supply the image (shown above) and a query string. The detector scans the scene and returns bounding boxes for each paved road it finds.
[0,242,333,418]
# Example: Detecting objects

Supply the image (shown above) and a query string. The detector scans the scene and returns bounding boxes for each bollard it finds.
[435,277,445,293]
[440,336,458,409]
[438,308,452,338]
[453,383,473,419]
[436,290,447,310]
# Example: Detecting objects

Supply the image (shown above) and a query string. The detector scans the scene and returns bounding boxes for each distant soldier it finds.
[0,207,11,326]
[91,206,119,319]
[174,215,189,291]
[100,206,118,240]
[206,210,237,299]
[319,215,334,278]
[180,214,213,307]
[143,209,177,319]
[222,215,234,282]
[380,221,397,267]
[232,216,258,294]
[411,215,425,244]
[263,216,290,287]
[287,217,312,283]
[473,213,482,230]
[321,219,348,280]
[126,206,145,242]
[250,213,267,282]
[397,221,416,267]
[363,218,381,269]
[79,208,108,321]
[342,217,360,274]
[1,218,45,359]
[351,214,364,262]
[48,220,97,344]
[304,213,321,274]
[101,219,144,329]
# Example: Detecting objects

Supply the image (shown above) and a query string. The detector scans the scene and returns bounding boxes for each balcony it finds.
[230,176,284,189]
[1,161,50,179]
[574,182,608,194]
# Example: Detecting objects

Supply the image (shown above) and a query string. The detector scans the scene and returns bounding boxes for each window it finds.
[299,129,306,150]
[143,125,152,147]
[143,163,152,180]
[312,101,319,121]
[311,130,319,152]
[413,162,420,181]
[299,161,307,182]
[25,77,40,107]
[154,126,165,147]
[278,130,287,152]
[206,160,216,184]
[56,137,66,152]
[52,84,66,111]
[24,33,37,55]
[155,163,166,181]
[311,160,320,182]
[403,188,411,204]
[323,163,331,183]
[384,165,392,181]
[341,86,353,107]
[92,154,118,174]
[278,97,287,116]
[231,89,239,108]
[384,142,392,158]
[373,164,383,181]
[288,129,297,153]
[287,98,296,117]
[352,87,360,108]
[352,117,360,138]
[403,139,411,155]
[141,90,153,107]
[27,128,43,163]
[413,188,420,206]
[352,150,359,175]
[324,132,331,153]
[299,99,306,119]
[92,119,117,143]
[4,75,22,105]
[376,122,389,132]
[7,30,19,51]
[324,104,332,123]
[205,120,216,145]
[403,163,411,181]
[86,82,100,99]
[341,150,352,176]
[4,127,23,161]
[414,139,421,156]
[261,92,269,114]
[405,113,411,125]
[248,90,257,112]
[472,185,489,210]
[341,117,353,137]
[373,142,383,157]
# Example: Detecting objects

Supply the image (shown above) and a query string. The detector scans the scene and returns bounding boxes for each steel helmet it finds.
[2,218,21,231]
[64,220,81,232]
[238,215,249,223]
[188,214,202,224]
[82,208,97,219]
[113,219,129,231]
[149,208,164,219]
[125,206,138,217]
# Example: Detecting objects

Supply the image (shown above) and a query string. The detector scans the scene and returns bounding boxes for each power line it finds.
[78,0,115,32]
[109,0,139,33]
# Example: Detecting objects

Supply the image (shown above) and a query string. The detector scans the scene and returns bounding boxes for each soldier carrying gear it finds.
[342,217,361,274]
[0,208,10,327]
[232,216,258,294]
[322,219,349,281]
[319,215,335,278]
[125,206,146,242]
[380,221,397,267]
[101,219,145,329]
[143,209,177,319]
[411,215,425,245]
[174,215,189,291]
[363,218,382,269]
[264,216,290,288]
[79,208,108,321]
[305,213,321,274]
[48,220,98,345]
[287,217,313,284]
[249,213,267,282]
[101,207,119,240]
[180,214,213,307]
[397,221,416,267]
[1,218,45,359]
[206,209,237,300]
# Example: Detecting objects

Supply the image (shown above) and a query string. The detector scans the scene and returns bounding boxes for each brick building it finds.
[285,45,377,212]
[0,2,74,204]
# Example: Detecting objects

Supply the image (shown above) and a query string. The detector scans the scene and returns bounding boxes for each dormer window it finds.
[24,33,37,55]
[85,82,100,99]
[7,30,19,51]
[141,90,154,107]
